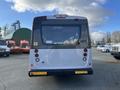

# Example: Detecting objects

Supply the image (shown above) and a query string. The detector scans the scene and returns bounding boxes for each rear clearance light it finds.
[30,72,47,76]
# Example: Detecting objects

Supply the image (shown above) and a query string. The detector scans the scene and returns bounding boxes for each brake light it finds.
[84,48,88,52]
[83,53,87,56]
[34,49,38,53]
[35,54,39,57]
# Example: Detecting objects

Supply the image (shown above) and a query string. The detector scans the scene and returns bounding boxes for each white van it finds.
[111,43,120,60]
[0,40,10,57]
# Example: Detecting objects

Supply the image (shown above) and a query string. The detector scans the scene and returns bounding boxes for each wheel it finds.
[106,49,110,53]
[114,56,120,60]
[5,53,10,57]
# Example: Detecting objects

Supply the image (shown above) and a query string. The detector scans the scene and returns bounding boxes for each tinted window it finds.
[42,26,80,45]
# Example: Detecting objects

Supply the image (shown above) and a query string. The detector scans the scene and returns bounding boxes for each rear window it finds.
[41,26,80,45]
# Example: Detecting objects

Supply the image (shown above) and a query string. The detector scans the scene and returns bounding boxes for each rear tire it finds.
[114,56,120,60]
[106,49,110,53]
[5,53,10,57]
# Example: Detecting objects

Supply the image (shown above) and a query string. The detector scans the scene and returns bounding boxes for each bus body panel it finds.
[29,49,92,70]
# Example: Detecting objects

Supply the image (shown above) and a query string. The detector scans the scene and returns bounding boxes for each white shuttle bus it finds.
[29,14,93,76]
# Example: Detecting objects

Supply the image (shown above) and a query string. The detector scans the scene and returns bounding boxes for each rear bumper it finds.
[0,52,10,56]
[21,48,30,53]
[10,49,21,53]
[29,68,93,77]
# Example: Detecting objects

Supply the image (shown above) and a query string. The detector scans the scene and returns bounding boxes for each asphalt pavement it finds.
[0,48,120,90]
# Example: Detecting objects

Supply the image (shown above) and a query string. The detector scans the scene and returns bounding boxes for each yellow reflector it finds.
[31,72,47,75]
[75,71,88,74]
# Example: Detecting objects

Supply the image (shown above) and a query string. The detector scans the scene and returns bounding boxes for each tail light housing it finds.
[35,54,39,57]
[83,48,88,62]
[83,53,87,56]
[34,49,40,62]
[84,48,88,52]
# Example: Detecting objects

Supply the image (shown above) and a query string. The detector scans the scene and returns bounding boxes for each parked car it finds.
[97,45,112,53]
[20,40,30,53]
[97,45,105,51]
[7,40,21,54]
[111,43,120,60]
[0,40,10,57]
[101,45,112,52]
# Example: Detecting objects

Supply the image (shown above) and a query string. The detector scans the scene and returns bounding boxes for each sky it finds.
[0,0,120,34]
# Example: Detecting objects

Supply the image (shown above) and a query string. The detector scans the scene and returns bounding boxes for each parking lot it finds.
[0,48,120,90]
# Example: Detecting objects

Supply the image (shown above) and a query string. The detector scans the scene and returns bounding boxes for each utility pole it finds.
[3,24,8,37]
[0,27,2,39]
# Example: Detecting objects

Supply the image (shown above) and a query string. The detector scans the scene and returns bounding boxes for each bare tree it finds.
[0,27,2,39]
[3,24,8,37]
[105,32,111,43]
[111,31,120,43]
